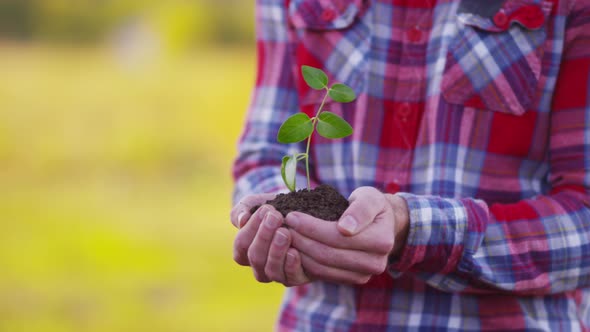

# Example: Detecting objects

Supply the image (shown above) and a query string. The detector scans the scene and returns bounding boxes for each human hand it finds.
[284,187,409,285]
[230,194,309,285]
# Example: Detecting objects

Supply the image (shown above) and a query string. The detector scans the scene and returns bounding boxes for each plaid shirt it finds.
[233,0,590,330]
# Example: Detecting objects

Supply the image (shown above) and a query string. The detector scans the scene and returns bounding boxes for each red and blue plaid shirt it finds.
[233,0,590,330]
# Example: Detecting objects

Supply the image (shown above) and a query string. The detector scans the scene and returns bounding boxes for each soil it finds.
[251,184,349,221]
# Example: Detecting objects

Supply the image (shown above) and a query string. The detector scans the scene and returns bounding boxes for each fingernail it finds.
[274,231,288,246]
[286,213,300,228]
[339,215,358,234]
[237,212,247,228]
[286,251,296,266]
[264,212,280,229]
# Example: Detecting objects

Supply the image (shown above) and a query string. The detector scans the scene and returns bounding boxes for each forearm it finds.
[387,190,590,295]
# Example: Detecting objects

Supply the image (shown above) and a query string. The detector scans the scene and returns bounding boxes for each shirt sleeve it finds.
[389,1,590,296]
[232,0,316,204]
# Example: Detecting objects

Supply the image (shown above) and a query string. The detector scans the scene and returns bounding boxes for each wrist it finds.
[385,193,410,257]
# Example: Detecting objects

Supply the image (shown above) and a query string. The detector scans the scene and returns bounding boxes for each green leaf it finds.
[281,155,297,192]
[328,83,356,103]
[316,111,353,139]
[277,113,313,143]
[301,65,328,90]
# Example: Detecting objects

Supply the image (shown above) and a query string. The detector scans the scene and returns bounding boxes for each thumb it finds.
[337,187,386,236]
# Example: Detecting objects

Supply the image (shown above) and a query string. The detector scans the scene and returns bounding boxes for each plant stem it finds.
[304,87,331,189]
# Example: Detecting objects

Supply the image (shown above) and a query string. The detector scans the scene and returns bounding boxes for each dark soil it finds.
[251,184,349,221]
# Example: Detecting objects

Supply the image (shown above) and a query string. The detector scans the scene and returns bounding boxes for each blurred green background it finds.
[0,1,285,331]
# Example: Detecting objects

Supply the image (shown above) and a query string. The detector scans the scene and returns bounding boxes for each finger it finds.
[247,209,284,282]
[299,252,372,285]
[264,228,291,283]
[285,212,394,254]
[284,249,311,287]
[230,193,276,228]
[233,204,273,266]
[338,187,387,236]
[289,230,388,275]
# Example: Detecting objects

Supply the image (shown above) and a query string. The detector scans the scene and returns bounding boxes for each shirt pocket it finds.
[288,0,365,30]
[441,0,553,115]
[288,0,369,105]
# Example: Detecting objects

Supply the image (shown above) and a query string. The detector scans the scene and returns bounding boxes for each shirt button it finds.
[407,27,423,43]
[493,10,508,27]
[520,5,545,29]
[321,9,336,22]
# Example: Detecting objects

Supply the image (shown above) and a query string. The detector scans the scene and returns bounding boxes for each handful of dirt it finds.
[251,184,349,221]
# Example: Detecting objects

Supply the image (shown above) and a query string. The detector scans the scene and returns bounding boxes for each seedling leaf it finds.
[301,65,328,90]
[281,155,297,192]
[277,113,313,143]
[329,83,356,103]
[317,112,353,139]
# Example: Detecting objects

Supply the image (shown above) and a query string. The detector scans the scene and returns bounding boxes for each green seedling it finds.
[277,65,356,191]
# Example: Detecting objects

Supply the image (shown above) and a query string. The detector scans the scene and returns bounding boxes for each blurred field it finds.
[0,45,284,332]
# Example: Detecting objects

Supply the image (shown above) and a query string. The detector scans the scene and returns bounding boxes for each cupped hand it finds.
[284,186,409,285]
[230,193,310,285]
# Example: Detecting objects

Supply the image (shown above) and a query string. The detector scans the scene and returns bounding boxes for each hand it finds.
[230,194,309,285]
[284,187,410,285]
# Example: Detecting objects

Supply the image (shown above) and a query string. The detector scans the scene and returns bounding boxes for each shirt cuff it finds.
[387,193,472,277]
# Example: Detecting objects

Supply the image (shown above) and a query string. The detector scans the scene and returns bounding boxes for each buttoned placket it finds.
[385,4,433,194]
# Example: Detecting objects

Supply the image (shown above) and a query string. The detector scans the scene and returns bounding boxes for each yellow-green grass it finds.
[0,45,284,332]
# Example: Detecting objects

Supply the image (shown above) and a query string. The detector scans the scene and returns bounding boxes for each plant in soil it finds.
[255,66,356,221]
